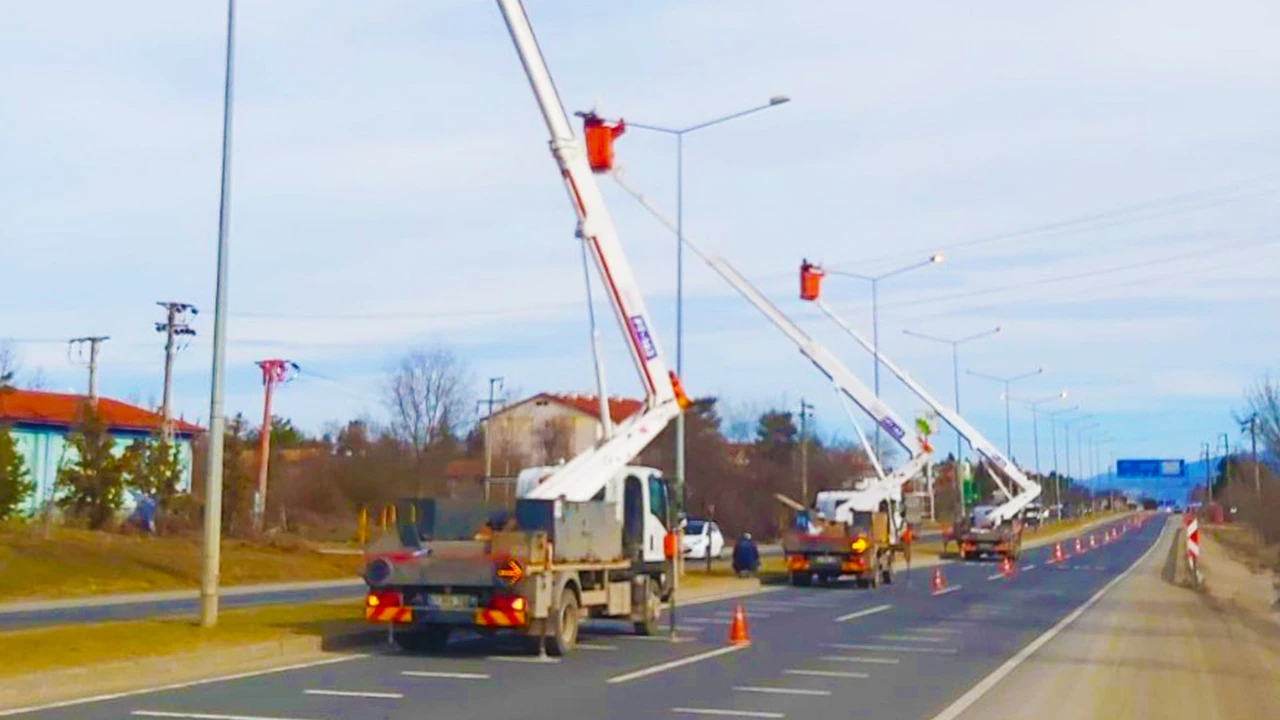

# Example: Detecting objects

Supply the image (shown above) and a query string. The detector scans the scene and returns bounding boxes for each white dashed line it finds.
[734,686,832,696]
[671,709,784,718]
[134,713,316,720]
[1022,564,1036,571]
[932,585,963,596]
[487,655,561,664]
[986,573,1007,581]
[303,690,403,699]
[824,643,958,654]
[877,634,949,643]
[821,655,901,664]
[834,603,893,623]
[783,669,869,679]
[608,644,748,684]
[576,643,619,651]
[401,671,490,680]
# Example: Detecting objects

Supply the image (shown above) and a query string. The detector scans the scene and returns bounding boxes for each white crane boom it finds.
[496,0,685,502]
[803,284,1041,524]
[608,173,929,495]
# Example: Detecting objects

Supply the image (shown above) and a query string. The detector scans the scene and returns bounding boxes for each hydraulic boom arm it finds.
[801,276,1041,524]
[609,173,929,492]
[497,0,685,502]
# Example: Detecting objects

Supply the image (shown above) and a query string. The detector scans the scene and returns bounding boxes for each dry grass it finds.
[0,600,364,678]
[0,523,362,603]
[1208,524,1280,574]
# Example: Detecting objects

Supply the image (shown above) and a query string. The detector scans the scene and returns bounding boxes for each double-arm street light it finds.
[825,253,945,455]
[1010,390,1069,479]
[623,96,791,509]
[966,367,1044,459]
[902,326,1001,464]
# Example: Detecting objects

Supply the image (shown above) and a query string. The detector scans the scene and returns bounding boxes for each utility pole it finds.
[799,399,814,506]
[1249,415,1261,499]
[1203,441,1213,505]
[201,0,237,629]
[69,336,110,402]
[1220,432,1231,496]
[477,377,505,502]
[155,303,198,442]
[253,359,297,532]
[1046,407,1077,519]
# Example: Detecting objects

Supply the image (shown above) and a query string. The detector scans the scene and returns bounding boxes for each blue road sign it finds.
[1117,458,1185,479]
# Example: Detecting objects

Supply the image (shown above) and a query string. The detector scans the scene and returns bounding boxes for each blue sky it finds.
[2,0,1278,475]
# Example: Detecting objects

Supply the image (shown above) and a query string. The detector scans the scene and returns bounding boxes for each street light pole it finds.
[1045,406,1078,518]
[624,96,790,512]
[826,253,944,457]
[201,0,236,629]
[902,326,1000,518]
[966,367,1044,459]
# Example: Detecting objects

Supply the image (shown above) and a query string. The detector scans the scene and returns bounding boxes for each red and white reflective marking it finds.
[1185,514,1200,562]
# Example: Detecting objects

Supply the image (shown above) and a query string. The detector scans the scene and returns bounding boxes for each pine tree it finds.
[0,424,33,520]
[56,404,127,529]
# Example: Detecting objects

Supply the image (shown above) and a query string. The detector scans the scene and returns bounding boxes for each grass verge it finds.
[0,600,365,679]
[0,524,361,603]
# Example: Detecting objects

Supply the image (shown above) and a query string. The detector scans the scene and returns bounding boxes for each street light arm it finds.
[965,369,1007,384]
[956,326,1002,344]
[901,328,951,345]
[826,269,876,282]
[682,97,790,133]
[876,256,937,281]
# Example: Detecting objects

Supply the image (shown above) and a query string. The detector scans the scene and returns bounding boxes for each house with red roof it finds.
[483,392,643,468]
[0,389,201,515]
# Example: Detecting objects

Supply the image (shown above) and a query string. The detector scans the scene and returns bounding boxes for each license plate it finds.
[427,593,474,611]
[814,555,839,565]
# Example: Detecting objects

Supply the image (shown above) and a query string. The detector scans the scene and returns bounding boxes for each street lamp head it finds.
[769,95,790,106]
[930,252,945,264]
[1059,389,1069,399]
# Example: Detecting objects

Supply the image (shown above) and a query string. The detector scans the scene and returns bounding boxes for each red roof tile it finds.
[0,389,202,435]
[543,393,643,424]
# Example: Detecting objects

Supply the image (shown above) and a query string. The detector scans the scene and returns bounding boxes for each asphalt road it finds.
[5,516,1160,720]
[0,581,366,631]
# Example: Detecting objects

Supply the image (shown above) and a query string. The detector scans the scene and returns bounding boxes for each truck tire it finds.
[546,589,580,656]
[634,579,661,636]
[791,571,812,587]
[393,625,451,653]
[881,554,894,586]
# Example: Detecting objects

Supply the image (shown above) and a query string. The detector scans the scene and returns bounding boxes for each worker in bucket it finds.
[732,532,760,577]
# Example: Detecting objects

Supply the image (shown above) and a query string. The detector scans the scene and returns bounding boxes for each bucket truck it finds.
[799,262,1040,561]
[608,175,930,589]
[361,0,688,656]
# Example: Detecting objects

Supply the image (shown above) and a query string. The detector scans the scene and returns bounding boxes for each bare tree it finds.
[25,367,48,391]
[383,345,473,456]
[0,342,18,389]
[1246,376,1280,457]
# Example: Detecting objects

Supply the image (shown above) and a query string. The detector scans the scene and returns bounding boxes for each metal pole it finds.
[952,343,964,519]
[201,0,236,629]
[1251,416,1261,499]
[483,377,501,501]
[871,279,880,458]
[254,367,275,532]
[799,399,811,505]
[674,133,685,512]
[1050,417,1061,519]
[161,305,176,442]
[1003,380,1012,459]
[1031,405,1040,478]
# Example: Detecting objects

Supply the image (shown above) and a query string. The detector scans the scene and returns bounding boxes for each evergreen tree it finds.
[57,405,127,529]
[0,424,33,520]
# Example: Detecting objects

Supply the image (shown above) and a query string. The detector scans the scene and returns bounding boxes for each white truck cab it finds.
[517,464,671,567]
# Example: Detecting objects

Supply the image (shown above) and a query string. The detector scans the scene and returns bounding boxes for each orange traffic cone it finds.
[930,566,947,594]
[728,604,750,645]
[999,555,1014,577]
[1089,533,1097,549]
[1074,537,1084,554]
[1050,542,1065,564]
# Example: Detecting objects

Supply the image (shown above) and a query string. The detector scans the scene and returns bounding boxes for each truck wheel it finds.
[634,579,661,636]
[791,571,812,587]
[393,625,451,653]
[546,590,580,656]
[881,560,894,586]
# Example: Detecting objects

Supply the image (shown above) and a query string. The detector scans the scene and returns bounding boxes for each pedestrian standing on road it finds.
[732,533,760,577]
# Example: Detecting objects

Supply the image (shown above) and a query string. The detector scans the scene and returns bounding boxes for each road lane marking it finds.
[986,573,1006,581]
[928,519,1169,720]
[824,643,958,654]
[834,603,892,623]
[303,690,403,699]
[614,634,695,643]
[1022,564,1036,570]
[713,612,772,618]
[576,643,619,651]
[135,707,317,712]
[401,671,490,679]
[932,585,963,596]
[671,709,784,718]
[487,655,561,663]
[820,656,900,664]
[608,644,747,684]
[0,655,371,718]
[913,627,963,634]
[877,634,948,643]
[783,669,869,679]
[734,687,832,696]
[679,617,715,624]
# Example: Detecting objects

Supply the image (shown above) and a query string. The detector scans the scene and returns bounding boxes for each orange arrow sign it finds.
[495,558,524,585]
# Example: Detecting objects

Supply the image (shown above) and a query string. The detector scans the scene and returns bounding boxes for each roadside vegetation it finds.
[1205,376,1280,572]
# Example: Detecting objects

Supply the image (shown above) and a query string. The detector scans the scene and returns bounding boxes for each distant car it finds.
[682,519,725,560]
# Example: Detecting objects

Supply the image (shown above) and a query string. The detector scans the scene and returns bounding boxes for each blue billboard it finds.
[1116,459,1185,479]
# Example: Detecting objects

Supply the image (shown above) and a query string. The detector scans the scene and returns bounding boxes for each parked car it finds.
[681,519,725,560]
